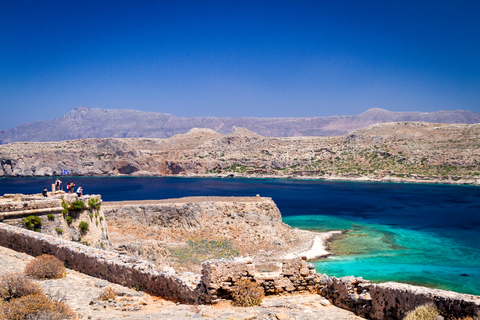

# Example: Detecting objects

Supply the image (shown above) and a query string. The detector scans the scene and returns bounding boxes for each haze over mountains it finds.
[1,107,479,144]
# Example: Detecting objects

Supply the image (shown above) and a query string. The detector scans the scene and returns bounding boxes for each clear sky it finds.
[1,1,479,130]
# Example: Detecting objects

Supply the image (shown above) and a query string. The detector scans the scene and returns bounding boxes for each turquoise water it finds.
[284,215,480,295]
[1,177,479,295]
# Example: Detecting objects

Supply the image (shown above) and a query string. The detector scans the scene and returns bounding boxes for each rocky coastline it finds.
[1,122,479,186]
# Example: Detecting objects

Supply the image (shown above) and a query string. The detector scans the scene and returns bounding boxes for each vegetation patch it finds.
[47,214,55,221]
[78,221,89,233]
[403,303,440,320]
[231,278,264,307]
[88,198,101,211]
[69,200,86,211]
[0,292,74,320]
[24,255,66,280]
[0,272,42,301]
[97,287,117,301]
[22,215,42,232]
[168,239,239,264]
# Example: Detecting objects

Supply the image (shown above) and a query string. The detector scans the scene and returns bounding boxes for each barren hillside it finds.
[1,122,479,184]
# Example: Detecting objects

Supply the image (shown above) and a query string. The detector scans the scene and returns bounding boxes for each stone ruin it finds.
[0,194,479,319]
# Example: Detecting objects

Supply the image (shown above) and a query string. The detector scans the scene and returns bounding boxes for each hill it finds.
[1,107,479,144]
[1,122,479,185]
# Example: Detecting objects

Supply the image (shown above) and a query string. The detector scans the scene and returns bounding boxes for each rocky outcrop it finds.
[102,197,308,270]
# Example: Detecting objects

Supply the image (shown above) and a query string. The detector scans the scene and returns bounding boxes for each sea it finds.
[1,176,479,296]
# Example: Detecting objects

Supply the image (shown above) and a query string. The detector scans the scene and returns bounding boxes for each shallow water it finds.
[1,176,479,295]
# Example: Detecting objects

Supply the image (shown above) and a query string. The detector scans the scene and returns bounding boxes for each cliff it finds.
[1,122,479,185]
[102,196,314,272]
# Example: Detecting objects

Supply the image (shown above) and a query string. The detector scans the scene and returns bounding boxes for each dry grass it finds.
[24,255,65,280]
[98,287,117,301]
[231,278,264,307]
[0,273,42,301]
[403,303,440,320]
[0,293,74,320]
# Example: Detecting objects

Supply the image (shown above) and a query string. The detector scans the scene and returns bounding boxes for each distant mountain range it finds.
[1,107,479,144]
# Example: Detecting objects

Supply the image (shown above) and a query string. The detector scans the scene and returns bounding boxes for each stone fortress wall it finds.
[0,193,108,248]
[0,195,479,319]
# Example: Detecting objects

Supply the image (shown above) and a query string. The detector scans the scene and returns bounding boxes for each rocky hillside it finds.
[102,197,313,273]
[1,122,479,184]
[1,107,479,143]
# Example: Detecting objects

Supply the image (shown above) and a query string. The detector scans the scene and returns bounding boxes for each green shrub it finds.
[65,216,73,225]
[24,255,65,280]
[89,213,93,220]
[79,221,89,233]
[88,198,101,211]
[61,200,69,216]
[69,200,86,211]
[47,214,55,221]
[231,278,264,307]
[55,228,63,235]
[99,216,104,222]
[403,303,440,320]
[22,216,42,231]
[0,273,42,301]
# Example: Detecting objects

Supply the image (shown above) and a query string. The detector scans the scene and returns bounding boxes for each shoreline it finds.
[2,173,479,187]
[285,230,342,261]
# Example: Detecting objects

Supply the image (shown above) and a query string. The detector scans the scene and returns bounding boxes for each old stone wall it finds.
[0,193,109,249]
[0,222,204,303]
[202,258,480,319]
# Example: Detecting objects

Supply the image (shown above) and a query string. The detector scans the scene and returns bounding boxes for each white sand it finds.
[286,230,342,261]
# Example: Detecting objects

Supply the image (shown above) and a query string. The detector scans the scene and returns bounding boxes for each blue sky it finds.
[1,1,479,130]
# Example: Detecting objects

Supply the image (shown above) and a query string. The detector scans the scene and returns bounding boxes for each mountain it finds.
[1,107,479,144]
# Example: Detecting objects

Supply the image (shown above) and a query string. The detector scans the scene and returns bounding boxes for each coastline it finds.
[3,172,477,187]
[93,170,480,187]
[285,230,342,261]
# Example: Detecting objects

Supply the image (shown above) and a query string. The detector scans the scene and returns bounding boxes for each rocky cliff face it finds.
[102,197,311,272]
[1,122,479,184]
[1,107,480,143]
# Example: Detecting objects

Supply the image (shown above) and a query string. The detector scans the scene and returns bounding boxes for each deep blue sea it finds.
[1,177,479,295]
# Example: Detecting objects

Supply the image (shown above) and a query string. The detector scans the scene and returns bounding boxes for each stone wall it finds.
[201,258,480,319]
[0,193,109,249]
[0,222,204,303]
[0,220,479,318]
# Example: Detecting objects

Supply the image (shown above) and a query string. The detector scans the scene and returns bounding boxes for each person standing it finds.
[42,187,48,197]
[55,178,62,191]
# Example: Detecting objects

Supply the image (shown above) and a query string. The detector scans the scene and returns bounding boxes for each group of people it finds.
[52,178,83,197]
